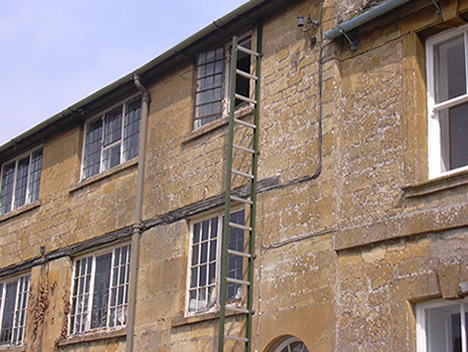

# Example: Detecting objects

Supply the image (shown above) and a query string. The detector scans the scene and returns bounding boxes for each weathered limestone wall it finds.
[0,0,467,351]
[0,126,137,269]
[336,231,468,352]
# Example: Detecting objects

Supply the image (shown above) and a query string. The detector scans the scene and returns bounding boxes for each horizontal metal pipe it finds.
[325,0,412,41]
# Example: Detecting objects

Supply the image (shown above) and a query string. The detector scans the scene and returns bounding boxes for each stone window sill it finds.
[402,168,468,198]
[182,105,254,144]
[55,328,126,348]
[171,309,245,328]
[0,345,26,352]
[0,201,40,224]
[69,158,138,194]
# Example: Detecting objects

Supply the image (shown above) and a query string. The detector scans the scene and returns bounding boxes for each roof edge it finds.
[0,0,269,155]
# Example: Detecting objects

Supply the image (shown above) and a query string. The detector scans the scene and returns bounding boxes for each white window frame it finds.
[193,32,254,129]
[185,207,246,316]
[80,94,141,180]
[0,147,43,216]
[0,274,30,347]
[68,244,131,335]
[426,24,468,178]
[416,297,468,352]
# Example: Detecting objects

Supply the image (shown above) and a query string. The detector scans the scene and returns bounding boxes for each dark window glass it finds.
[0,282,17,345]
[435,35,466,103]
[0,162,15,215]
[28,149,42,203]
[13,157,29,209]
[123,97,141,161]
[235,37,252,108]
[83,118,103,178]
[90,253,112,329]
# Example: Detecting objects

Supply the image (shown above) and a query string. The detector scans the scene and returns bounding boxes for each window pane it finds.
[188,216,219,313]
[90,253,112,329]
[194,47,224,125]
[28,149,42,203]
[0,162,15,215]
[201,220,209,241]
[108,245,130,328]
[235,37,252,108]
[426,303,462,352]
[104,106,122,147]
[449,103,468,170]
[439,103,468,171]
[103,144,121,171]
[11,276,29,345]
[435,35,466,103]
[123,97,141,161]
[83,118,103,179]
[13,157,29,209]
[70,257,92,334]
[0,282,18,345]
[226,210,245,300]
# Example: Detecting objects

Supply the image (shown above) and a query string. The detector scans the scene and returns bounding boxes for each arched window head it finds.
[270,336,310,352]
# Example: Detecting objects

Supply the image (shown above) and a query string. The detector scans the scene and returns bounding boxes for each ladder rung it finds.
[233,144,255,154]
[235,94,257,105]
[226,305,250,314]
[232,169,254,179]
[227,277,250,286]
[233,118,256,129]
[227,249,252,258]
[236,69,258,81]
[237,45,259,57]
[225,335,249,343]
[229,222,252,232]
[230,195,253,205]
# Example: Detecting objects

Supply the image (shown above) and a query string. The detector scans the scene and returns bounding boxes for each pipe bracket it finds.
[338,28,358,51]
[431,0,441,15]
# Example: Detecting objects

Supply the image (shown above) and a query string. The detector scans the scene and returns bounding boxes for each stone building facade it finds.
[0,0,467,351]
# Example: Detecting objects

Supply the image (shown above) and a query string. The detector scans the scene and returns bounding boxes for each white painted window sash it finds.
[426,24,468,178]
[0,148,42,215]
[0,283,5,344]
[81,94,140,180]
[69,245,131,335]
[185,208,244,316]
[193,31,253,129]
[416,298,468,352]
[0,275,30,346]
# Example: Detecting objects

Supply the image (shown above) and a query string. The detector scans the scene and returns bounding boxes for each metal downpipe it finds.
[126,74,150,352]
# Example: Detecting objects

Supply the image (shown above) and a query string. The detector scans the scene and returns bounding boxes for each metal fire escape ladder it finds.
[218,32,261,352]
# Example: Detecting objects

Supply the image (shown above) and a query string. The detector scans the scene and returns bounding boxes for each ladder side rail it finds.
[218,35,239,352]
[245,22,263,352]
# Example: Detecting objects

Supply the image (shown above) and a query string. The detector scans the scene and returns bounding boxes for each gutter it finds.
[325,0,412,48]
[0,0,270,156]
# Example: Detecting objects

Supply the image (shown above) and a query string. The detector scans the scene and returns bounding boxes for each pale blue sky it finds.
[0,0,247,145]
